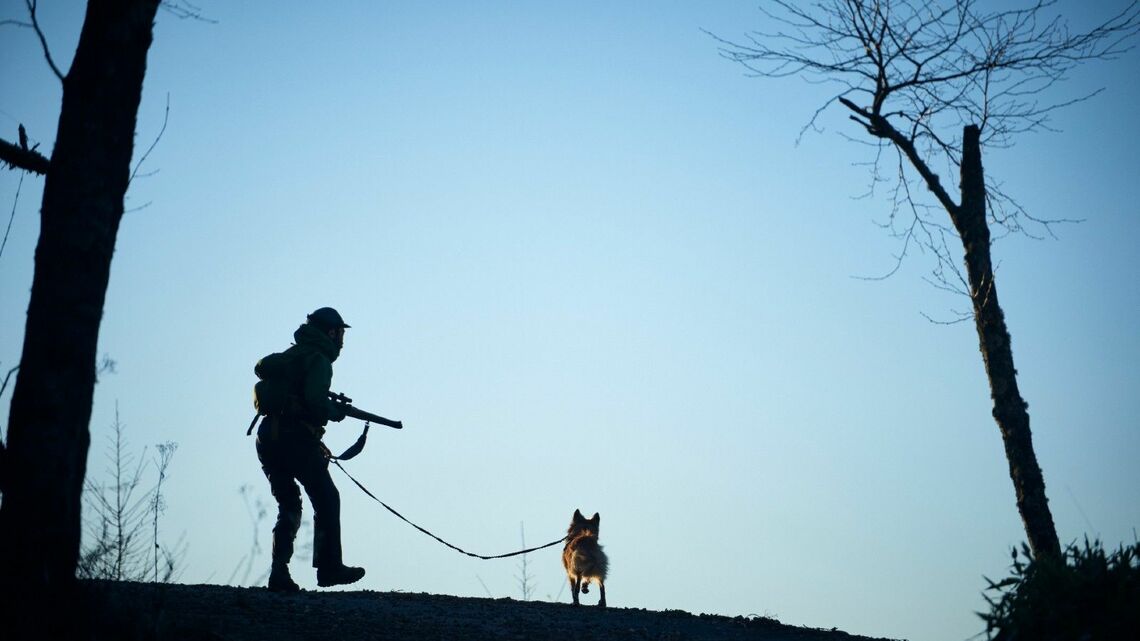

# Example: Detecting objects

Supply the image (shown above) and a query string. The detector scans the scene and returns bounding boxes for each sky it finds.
[2,2,1138,640]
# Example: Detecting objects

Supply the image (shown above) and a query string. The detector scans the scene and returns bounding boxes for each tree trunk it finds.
[954,125,1062,561]
[0,0,161,600]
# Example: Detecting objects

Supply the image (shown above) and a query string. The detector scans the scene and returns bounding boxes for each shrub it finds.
[979,537,1140,640]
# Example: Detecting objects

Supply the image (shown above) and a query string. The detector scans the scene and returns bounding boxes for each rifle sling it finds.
[332,424,370,460]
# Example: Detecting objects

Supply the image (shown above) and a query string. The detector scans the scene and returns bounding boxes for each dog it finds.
[562,509,608,607]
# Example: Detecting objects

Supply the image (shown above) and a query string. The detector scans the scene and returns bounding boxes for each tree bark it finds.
[0,0,161,600]
[953,125,1062,561]
[848,107,1065,561]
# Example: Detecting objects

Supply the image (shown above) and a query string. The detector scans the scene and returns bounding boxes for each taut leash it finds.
[330,459,566,560]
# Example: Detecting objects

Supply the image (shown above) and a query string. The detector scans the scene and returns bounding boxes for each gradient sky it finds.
[2,2,1138,640]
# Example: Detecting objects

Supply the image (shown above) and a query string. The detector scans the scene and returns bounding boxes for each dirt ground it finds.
[72,580,903,641]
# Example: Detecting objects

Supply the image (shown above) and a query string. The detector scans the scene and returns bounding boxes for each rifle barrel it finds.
[343,405,402,429]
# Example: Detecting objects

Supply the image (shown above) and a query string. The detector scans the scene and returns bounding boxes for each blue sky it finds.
[2,2,1138,640]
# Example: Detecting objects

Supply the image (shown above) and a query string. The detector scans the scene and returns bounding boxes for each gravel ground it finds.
[77,580,903,641]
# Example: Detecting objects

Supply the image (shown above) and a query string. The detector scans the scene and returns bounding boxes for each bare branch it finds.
[1,172,25,261]
[25,0,64,82]
[712,0,1139,274]
[0,365,18,398]
[839,95,961,214]
[161,0,218,23]
[919,309,974,325]
[0,136,49,175]
[129,94,171,186]
[124,200,154,214]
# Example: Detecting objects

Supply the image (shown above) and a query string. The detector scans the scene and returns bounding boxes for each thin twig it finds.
[0,365,19,398]
[919,309,974,325]
[710,0,1140,271]
[26,0,64,82]
[476,574,494,598]
[0,172,24,261]
[129,94,170,186]
[124,201,155,214]
[161,0,218,23]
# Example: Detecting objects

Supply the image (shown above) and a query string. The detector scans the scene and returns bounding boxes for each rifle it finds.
[327,391,403,429]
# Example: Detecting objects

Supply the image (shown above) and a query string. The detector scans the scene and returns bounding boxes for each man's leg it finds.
[296,449,365,587]
[258,439,302,593]
[300,460,339,565]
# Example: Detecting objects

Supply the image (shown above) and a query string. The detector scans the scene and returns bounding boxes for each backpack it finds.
[252,350,301,416]
[247,349,307,436]
[246,349,368,459]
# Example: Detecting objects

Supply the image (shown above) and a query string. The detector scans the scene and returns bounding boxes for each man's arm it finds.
[301,355,346,424]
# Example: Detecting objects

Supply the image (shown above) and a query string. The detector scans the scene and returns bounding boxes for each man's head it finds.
[307,307,350,348]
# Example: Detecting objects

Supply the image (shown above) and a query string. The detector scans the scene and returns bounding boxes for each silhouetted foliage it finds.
[227,484,312,587]
[227,484,268,586]
[77,407,184,583]
[516,522,537,601]
[980,538,1140,640]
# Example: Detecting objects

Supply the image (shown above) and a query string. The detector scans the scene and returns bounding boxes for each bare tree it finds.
[151,441,178,582]
[76,407,183,583]
[79,407,150,581]
[516,522,537,601]
[712,0,1140,561]
[0,0,164,599]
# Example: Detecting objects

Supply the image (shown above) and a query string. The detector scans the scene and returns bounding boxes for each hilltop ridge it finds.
[75,580,903,640]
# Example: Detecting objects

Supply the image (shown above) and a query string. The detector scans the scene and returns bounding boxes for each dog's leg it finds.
[598,580,606,608]
[570,576,581,606]
[581,578,590,594]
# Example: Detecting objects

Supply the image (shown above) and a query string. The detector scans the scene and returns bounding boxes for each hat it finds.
[307,307,351,330]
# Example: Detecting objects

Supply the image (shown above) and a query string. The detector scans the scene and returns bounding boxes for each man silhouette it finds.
[254,307,365,592]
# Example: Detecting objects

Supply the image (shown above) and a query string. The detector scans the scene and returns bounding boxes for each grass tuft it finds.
[979,537,1140,640]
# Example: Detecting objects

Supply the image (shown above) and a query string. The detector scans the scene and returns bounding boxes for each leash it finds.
[330,459,567,560]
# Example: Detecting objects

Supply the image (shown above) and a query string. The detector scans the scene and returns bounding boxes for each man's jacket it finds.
[254,324,347,431]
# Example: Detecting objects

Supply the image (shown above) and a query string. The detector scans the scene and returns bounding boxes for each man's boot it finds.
[316,564,366,587]
[268,561,300,593]
[268,510,301,593]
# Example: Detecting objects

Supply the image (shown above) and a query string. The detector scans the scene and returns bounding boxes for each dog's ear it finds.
[573,509,584,521]
[591,513,600,524]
